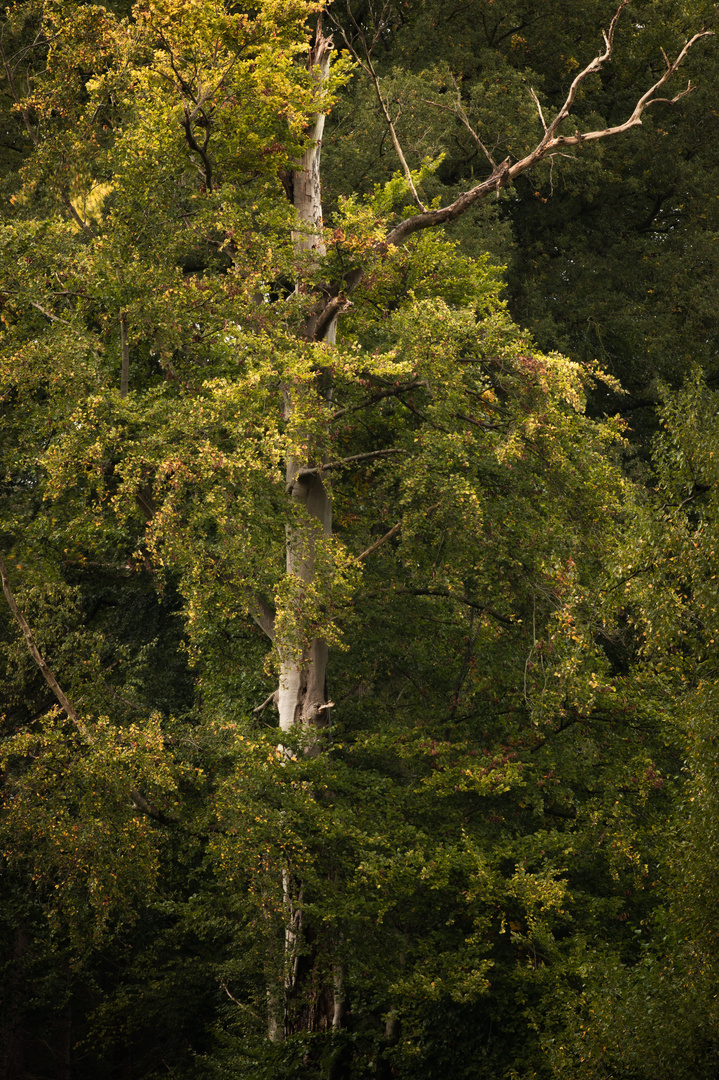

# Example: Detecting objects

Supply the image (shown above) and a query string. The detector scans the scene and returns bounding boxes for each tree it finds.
[0,0,713,1075]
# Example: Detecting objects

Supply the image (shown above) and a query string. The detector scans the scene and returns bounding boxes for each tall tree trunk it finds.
[277,28,334,740]
[271,26,343,1041]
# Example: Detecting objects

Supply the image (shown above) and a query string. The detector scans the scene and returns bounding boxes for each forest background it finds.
[2,1,719,1078]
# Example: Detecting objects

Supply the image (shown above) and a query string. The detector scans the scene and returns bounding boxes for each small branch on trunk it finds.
[296,448,405,479]
[313,293,352,341]
[455,410,500,431]
[62,191,95,238]
[181,104,213,191]
[253,690,278,714]
[251,592,276,641]
[220,982,261,1021]
[397,395,449,432]
[29,299,71,325]
[129,788,176,826]
[135,484,156,521]
[358,501,440,561]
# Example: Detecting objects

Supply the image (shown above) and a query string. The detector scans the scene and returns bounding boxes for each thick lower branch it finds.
[296,447,405,480]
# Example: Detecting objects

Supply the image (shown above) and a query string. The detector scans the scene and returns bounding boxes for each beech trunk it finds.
[277,30,335,741]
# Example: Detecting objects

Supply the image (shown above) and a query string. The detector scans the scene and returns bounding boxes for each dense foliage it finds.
[1,2,718,1078]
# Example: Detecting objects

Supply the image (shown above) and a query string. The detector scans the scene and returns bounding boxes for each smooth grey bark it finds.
[277,30,335,740]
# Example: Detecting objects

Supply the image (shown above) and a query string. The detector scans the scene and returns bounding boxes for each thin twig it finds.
[397,586,514,626]
[419,73,498,168]
[331,378,426,421]
[529,86,548,133]
[333,1,427,210]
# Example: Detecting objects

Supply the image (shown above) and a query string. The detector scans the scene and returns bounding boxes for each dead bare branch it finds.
[382,8,713,248]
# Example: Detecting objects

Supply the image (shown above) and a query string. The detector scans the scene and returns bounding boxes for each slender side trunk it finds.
[267,990,283,1045]
[332,962,346,1030]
